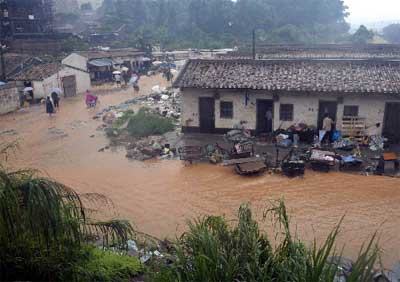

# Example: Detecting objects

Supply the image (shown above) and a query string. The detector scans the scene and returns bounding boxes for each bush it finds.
[148,201,379,282]
[127,108,175,137]
[75,245,144,282]
[114,110,135,129]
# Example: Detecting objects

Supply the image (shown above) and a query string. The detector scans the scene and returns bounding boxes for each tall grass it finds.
[148,200,380,282]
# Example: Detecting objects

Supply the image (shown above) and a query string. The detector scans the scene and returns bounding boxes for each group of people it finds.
[114,71,140,92]
[44,89,99,117]
[44,90,60,117]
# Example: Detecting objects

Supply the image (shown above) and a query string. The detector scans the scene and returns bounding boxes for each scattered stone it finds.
[102,111,116,124]
[48,127,68,139]
[90,134,95,138]
[96,124,107,131]
[0,129,17,136]
[98,148,105,152]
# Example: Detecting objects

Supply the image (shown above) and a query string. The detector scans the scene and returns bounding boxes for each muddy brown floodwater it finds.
[1,74,400,266]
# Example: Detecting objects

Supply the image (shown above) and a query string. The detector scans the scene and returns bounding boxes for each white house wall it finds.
[61,53,88,71]
[181,88,400,134]
[32,66,91,99]
[58,66,91,94]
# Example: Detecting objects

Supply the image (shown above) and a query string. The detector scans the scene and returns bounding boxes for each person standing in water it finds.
[45,95,55,117]
[51,91,59,109]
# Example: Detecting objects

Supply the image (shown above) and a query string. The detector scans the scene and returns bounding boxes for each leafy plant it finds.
[127,108,175,137]
[75,245,143,282]
[148,200,380,282]
[114,110,135,129]
[0,151,136,281]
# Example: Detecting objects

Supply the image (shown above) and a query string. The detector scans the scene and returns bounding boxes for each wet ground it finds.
[1,74,400,266]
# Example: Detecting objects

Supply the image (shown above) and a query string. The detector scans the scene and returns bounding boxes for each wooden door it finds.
[62,75,77,97]
[383,103,400,143]
[256,99,274,134]
[318,101,337,129]
[199,97,215,133]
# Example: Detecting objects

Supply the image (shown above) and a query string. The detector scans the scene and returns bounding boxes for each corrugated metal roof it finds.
[88,58,114,67]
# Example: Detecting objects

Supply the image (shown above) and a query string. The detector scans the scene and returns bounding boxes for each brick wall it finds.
[0,82,21,115]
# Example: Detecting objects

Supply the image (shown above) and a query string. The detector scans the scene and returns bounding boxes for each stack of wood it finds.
[341,116,366,142]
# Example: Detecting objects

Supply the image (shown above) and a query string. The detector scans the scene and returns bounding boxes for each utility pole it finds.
[0,44,6,82]
[252,28,256,60]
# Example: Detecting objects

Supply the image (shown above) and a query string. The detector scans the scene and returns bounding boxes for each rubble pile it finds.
[224,129,253,143]
[125,135,176,161]
[94,86,181,121]
[94,86,182,161]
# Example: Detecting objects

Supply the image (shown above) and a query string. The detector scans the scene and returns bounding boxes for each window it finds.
[279,104,294,121]
[220,101,233,119]
[343,105,359,117]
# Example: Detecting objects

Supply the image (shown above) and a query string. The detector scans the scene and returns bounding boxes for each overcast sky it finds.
[344,0,400,23]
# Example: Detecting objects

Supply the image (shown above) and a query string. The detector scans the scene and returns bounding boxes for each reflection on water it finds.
[1,75,400,265]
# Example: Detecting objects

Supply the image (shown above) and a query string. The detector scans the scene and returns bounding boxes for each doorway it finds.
[62,75,77,97]
[199,97,215,133]
[318,101,337,129]
[383,103,400,143]
[256,99,274,135]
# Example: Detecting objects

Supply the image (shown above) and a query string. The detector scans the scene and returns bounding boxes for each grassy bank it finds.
[126,108,175,137]
[147,201,379,282]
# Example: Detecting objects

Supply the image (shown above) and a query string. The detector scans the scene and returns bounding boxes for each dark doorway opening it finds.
[256,99,274,135]
[383,102,400,143]
[199,97,215,133]
[318,101,337,129]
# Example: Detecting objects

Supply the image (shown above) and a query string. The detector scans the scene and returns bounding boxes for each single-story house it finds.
[11,62,91,100]
[62,48,148,82]
[173,59,400,141]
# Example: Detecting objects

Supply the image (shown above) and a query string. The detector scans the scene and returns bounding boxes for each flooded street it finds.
[1,75,400,266]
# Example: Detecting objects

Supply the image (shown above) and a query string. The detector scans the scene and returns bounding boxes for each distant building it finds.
[0,0,54,39]
[10,62,91,100]
[174,58,400,142]
[62,49,148,83]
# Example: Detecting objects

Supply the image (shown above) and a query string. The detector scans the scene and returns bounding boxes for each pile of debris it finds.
[224,129,253,143]
[125,135,176,161]
[93,86,181,121]
[92,86,183,161]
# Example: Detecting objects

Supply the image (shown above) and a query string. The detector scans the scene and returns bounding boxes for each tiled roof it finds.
[77,48,144,60]
[221,44,400,60]
[174,59,400,94]
[11,63,62,81]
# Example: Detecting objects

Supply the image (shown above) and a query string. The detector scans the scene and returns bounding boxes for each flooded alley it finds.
[1,75,400,266]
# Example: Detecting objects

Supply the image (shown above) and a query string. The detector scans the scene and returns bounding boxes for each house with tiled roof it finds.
[10,62,91,100]
[62,48,148,83]
[174,58,400,142]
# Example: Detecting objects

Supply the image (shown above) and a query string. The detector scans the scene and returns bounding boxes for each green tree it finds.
[351,25,374,44]
[383,23,400,44]
[97,0,350,49]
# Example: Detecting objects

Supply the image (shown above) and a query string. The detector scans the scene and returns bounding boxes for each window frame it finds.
[279,103,294,121]
[220,101,233,119]
[343,105,359,117]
